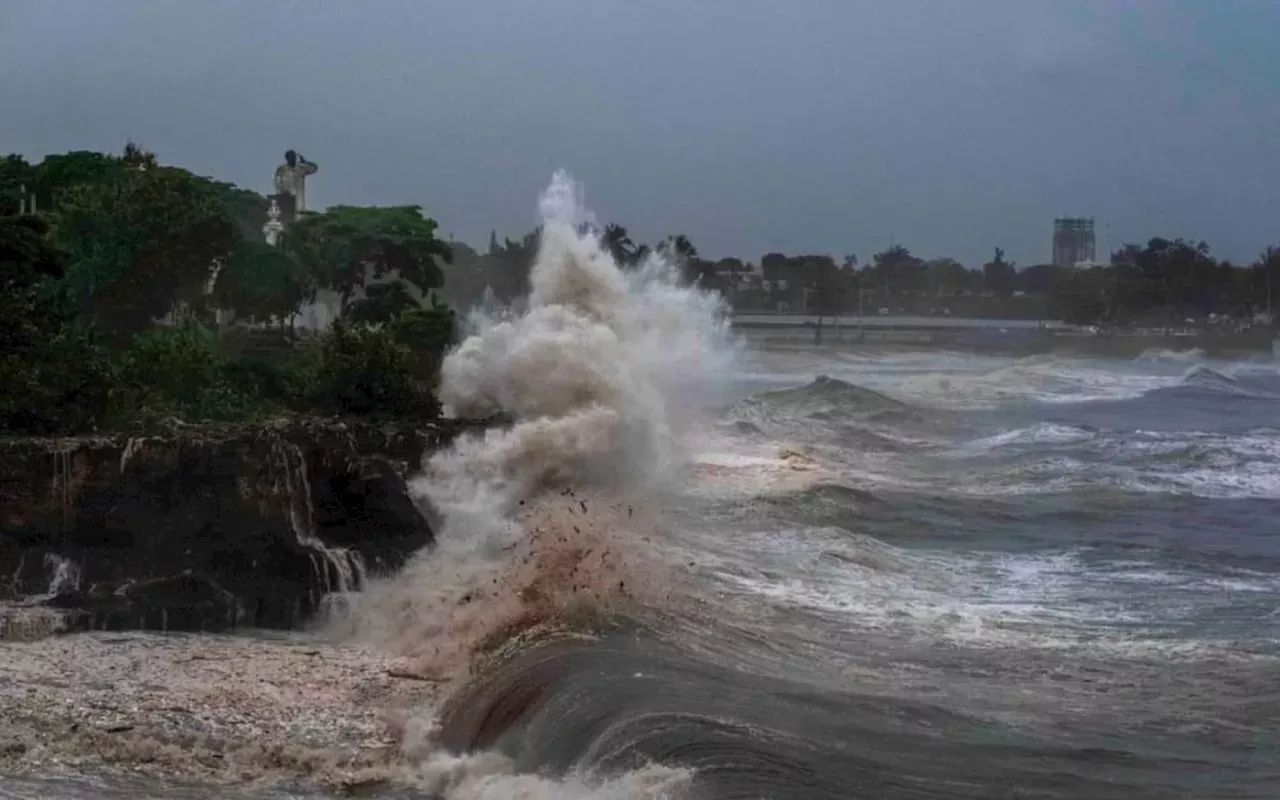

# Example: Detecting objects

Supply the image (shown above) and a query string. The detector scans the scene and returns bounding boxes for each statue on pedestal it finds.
[272,149,318,220]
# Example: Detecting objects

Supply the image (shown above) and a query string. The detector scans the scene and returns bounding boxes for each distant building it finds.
[1052,217,1096,267]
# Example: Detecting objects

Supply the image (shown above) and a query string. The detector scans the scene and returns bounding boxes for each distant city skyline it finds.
[3,0,1278,267]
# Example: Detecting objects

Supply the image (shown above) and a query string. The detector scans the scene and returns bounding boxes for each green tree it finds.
[0,215,66,347]
[213,238,312,325]
[112,322,255,424]
[345,280,421,324]
[600,223,637,266]
[390,299,456,385]
[0,214,112,432]
[798,254,843,316]
[657,235,702,283]
[924,258,973,297]
[659,234,699,263]
[53,164,238,339]
[307,321,437,417]
[287,205,452,301]
[0,155,35,216]
[870,245,925,300]
[760,252,798,308]
[212,182,270,240]
[33,150,132,209]
[474,228,541,302]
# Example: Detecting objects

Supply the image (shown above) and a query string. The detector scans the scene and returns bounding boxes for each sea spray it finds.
[433,167,734,549]
[340,171,734,795]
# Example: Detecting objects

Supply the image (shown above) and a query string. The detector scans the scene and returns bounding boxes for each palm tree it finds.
[657,235,705,284]
[600,223,636,266]
[664,234,699,263]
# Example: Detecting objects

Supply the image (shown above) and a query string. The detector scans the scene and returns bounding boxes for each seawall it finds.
[733,315,1275,357]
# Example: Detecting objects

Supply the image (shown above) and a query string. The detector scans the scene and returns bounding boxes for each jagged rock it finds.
[0,417,490,631]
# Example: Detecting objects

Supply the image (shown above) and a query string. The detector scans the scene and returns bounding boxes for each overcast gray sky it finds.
[3,0,1277,266]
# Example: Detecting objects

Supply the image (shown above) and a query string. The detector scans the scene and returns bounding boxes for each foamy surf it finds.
[334,170,736,796]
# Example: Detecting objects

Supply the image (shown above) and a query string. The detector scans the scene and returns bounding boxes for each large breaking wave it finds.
[339,171,737,797]
[321,176,1280,799]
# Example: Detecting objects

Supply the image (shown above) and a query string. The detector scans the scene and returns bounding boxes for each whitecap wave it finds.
[340,171,738,797]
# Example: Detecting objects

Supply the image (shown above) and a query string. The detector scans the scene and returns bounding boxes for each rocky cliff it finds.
[0,418,483,633]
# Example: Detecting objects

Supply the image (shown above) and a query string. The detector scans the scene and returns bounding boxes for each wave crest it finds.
[336,171,735,794]
[757,375,913,416]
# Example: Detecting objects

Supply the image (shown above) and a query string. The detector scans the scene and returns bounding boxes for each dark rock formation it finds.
[0,418,485,632]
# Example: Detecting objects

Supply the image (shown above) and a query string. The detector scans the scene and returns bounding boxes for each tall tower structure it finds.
[1052,217,1096,267]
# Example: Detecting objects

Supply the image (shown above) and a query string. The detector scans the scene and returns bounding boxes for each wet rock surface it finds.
[0,418,486,632]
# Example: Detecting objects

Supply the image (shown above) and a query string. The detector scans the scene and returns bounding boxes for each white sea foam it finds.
[741,349,1186,410]
[895,357,1176,408]
[343,170,737,796]
[954,428,1280,499]
[1135,347,1206,363]
[955,422,1097,453]
[706,528,1277,656]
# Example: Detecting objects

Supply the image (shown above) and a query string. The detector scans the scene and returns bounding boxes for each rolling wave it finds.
[751,374,916,415]
[726,375,928,427]
[324,175,1278,799]
[1160,364,1280,400]
[946,425,1280,500]
[720,375,954,454]
[427,622,1245,800]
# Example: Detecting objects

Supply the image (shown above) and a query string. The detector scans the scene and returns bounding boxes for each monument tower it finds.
[264,150,338,329]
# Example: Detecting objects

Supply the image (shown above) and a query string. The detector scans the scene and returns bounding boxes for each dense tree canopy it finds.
[0,214,69,354]
[213,239,312,325]
[287,205,452,300]
[0,155,36,214]
[0,214,112,432]
[345,280,421,325]
[0,146,460,433]
[54,162,238,338]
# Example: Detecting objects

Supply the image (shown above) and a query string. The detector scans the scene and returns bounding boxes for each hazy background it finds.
[3,0,1277,266]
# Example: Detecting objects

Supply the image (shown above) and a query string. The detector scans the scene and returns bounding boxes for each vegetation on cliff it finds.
[0,145,454,434]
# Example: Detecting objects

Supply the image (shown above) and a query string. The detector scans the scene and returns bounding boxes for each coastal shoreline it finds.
[732,315,1276,357]
[0,628,435,793]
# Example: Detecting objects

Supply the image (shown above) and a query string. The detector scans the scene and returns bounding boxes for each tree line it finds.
[1,145,457,434]
[5,146,1277,434]
[444,219,1280,328]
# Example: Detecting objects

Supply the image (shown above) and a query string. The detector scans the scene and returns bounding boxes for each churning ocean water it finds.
[418,346,1280,799]
[8,176,1278,799]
